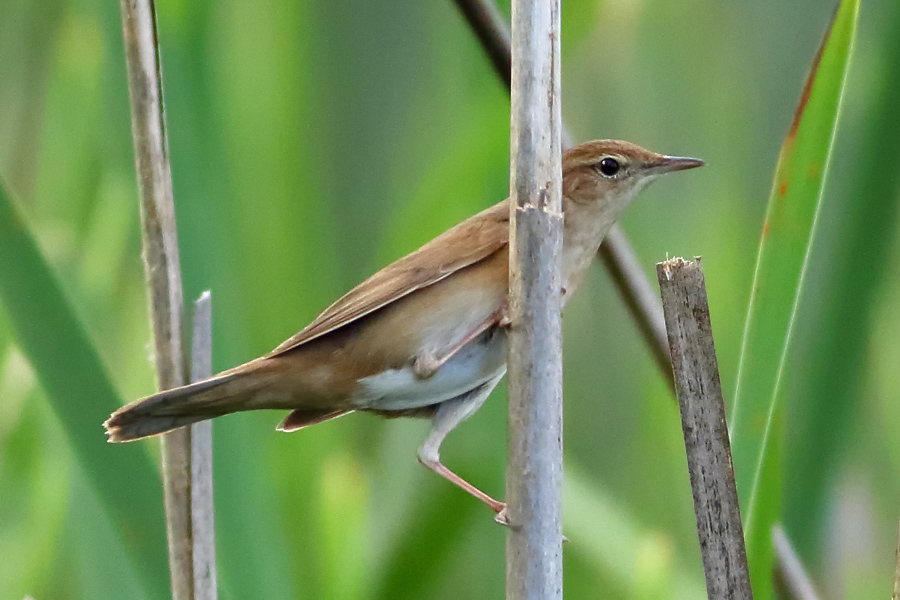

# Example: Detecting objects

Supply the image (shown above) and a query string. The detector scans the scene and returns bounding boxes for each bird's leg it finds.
[497,298,512,327]
[413,302,510,379]
[417,373,509,524]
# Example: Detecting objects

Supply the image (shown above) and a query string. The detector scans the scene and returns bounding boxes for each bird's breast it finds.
[356,327,507,411]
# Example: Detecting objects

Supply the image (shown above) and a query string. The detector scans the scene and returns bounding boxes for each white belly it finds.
[356,330,507,410]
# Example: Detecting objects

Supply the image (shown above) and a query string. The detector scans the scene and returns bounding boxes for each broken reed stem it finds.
[657,257,753,600]
[505,0,564,597]
[120,1,202,598]
[451,0,673,393]
[190,292,217,600]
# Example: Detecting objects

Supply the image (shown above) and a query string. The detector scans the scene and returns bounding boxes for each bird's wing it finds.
[266,200,510,357]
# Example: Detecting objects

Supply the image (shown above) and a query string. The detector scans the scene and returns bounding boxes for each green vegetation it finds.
[0,0,896,598]
[730,2,858,597]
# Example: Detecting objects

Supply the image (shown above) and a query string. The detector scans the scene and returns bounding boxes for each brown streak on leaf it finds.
[779,181,788,197]
[786,2,840,142]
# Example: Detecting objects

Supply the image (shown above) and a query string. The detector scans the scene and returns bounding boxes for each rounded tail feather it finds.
[104,371,248,442]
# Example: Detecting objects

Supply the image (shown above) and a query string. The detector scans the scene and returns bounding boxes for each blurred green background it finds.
[0,0,897,598]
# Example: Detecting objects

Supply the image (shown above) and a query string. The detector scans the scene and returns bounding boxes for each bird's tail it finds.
[104,369,262,442]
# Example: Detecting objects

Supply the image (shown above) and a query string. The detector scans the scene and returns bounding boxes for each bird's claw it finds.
[413,353,440,379]
[492,504,568,542]
[498,302,512,328]
[494,505,510,526]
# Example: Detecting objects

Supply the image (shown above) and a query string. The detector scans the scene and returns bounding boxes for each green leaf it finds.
[729,0,859,597]
[0,180,169,599]
[784,0,900,559]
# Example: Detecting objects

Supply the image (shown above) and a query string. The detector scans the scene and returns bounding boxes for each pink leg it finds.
[417,374,509,524]
[419,456,507,514]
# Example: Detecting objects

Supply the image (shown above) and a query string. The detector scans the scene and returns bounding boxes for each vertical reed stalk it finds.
[120,2,215,597]
[506,0,564,597]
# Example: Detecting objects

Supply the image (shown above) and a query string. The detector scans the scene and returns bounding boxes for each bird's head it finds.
[562,139,704,208]
[557,139,704,298]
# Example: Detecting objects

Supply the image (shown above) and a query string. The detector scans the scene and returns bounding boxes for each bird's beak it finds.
[649,155,706,174]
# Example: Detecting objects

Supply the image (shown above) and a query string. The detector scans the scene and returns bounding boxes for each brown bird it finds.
[105,139,702,519]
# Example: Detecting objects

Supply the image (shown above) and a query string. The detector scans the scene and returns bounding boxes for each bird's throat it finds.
[560,189,637,303]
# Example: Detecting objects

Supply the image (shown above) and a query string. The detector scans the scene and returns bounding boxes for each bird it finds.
[104,139,703,521]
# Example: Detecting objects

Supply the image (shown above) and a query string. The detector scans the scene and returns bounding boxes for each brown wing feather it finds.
[267,200,510,357]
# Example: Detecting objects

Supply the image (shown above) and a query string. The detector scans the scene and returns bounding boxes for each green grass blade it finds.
[0,180,169,599]
[784,0,900,559]
[729,1,860,597]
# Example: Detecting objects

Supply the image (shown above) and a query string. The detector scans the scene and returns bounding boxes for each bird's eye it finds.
[597,157,621,177]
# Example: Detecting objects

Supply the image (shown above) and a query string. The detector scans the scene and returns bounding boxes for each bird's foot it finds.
[413,353,440,379]
[491,504,568,541]
[497,301,512,328]
[494,504,510,526]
